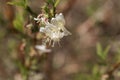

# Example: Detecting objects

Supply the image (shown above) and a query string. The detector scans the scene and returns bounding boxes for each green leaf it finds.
[46,0,54,4]
[7,0,27,8]
[44,6,49,14]
[96,42,103,59]
[13,13,24,33]
[54,0,60,7]
[92,65,99,75]
[15,60,28,80]
[103,45,110,58]
[96,42,110,60]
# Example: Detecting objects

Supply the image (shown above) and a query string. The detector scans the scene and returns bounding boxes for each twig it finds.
[107,62,120,77]
[3,0,15,30]
[101,62,120,80]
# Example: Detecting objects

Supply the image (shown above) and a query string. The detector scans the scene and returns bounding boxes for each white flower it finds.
[35,13,71,47]
[40,22,65,47]
[35,45,51,54]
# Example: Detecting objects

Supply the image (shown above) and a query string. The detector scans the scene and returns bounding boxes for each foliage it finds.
[7,0,27,8]
[96,42,110,61]
[7,0,61,80]
[13,12,24,33]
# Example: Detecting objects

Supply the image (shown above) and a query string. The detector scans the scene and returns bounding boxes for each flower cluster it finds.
[34,13,71,47]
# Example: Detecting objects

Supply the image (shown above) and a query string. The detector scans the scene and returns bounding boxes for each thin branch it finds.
[107,62,120,77]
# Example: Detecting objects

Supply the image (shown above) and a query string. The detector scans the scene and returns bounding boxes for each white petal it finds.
[51,18,57,25]
[34,18,39,21]
[62,27,72,36]
[35,45,51,53]
[56,13,65,22]
[35,45,46,50]
[50,13,65,27]
[39,27,45,32]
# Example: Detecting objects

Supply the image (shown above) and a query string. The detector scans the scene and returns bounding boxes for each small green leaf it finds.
[96,42,110,60]
[92,65,101,78]
[46,0,54,4]
[103,45,110,58]
[7,0,27,8]
[54,0,60,7]
[15,60,28,80]
[13,13,24,33]
[44,6,49,14]
[96,42,103,59]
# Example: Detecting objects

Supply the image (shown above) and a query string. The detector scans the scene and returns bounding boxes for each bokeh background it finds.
[0,0,120,80]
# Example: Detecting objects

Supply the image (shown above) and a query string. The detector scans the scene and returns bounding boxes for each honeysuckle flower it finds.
[35,45,51,54]
[35,13,71,47]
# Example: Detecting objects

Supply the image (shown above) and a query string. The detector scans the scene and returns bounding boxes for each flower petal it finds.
[35,45,51,53]
[39,27,45,32]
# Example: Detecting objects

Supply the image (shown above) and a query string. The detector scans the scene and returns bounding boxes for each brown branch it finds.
[101,62,120,80]
[3,0,15,30]
[107,62,120,77]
